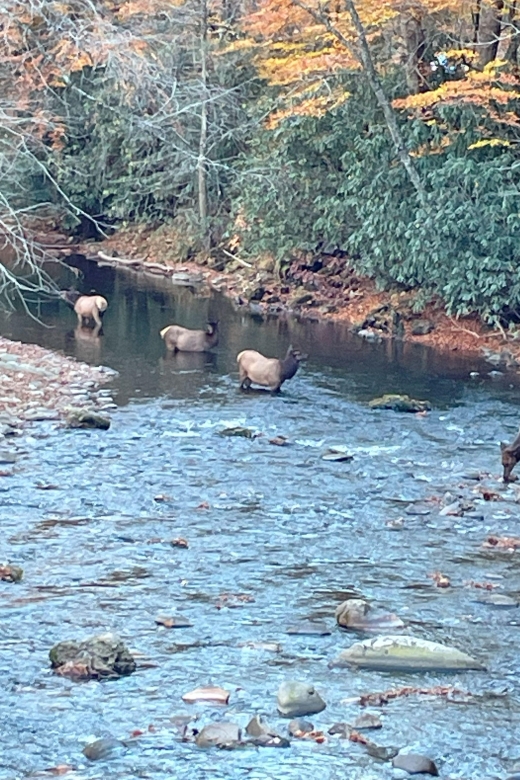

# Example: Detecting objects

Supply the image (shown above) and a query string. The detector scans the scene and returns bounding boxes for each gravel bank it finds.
[0,336,116,436]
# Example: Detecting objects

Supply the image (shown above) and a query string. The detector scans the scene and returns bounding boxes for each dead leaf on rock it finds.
[41,765,76,776]
[358,685,470,707]
[348,729,371,745]
[477,488,501,501]
[483,535,520,550]
[269,436,290,446]
[464,579,500,591]
[215,592,255,609]
[292,729,327,743]
[54,661,93,681]
[428,571,451,588]
[196,501,210,510]
[171,537,189,548]
[182,685,230,705]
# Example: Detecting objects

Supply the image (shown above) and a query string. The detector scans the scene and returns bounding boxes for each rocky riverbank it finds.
[0,337,116,438]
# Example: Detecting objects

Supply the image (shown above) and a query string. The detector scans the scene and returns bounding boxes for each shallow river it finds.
[1,261,520,780]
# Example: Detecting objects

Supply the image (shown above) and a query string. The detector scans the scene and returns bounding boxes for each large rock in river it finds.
[277,681,326,718]
[49,632,136,679]
[330,635,485,672]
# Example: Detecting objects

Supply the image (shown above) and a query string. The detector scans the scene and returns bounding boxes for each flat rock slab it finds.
[182,686,230,705]
[476,593,519,608]
[195,722,240,748]
[392,753,439,776]
[0,450,16,464]
[286,621,331,636]
[331,635,485,672]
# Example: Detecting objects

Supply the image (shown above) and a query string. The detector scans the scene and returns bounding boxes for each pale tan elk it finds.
[160,322,219,353]
[501,427,520,482]
[236,346,303,393]
[61,290,108,328]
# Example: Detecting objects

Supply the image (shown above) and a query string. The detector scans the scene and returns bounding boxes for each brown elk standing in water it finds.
[237,346,303,393]
[61,290,108,328]
[501,428,520,482]
[160,322,219,353]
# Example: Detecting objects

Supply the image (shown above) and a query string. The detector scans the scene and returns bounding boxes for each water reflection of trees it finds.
[0,262,510,408]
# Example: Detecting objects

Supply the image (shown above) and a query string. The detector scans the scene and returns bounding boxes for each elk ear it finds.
[500,442,507,451]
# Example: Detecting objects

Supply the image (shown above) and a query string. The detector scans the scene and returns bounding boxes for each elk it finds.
[160,322,219,353]
[61,290,108,328]
[236,346,303,393]
[501,427,520,482]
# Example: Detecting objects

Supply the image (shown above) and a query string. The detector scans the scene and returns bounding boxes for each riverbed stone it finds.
[352,712,383,730]
[195,722,241,748]
[392,753,439,776]
[330,635,485,671]
[335,599,404,632]
[0,564,23,582]
[288,718,314,736]
[369,394,431,413]
[277,681,326,718]
[246,715,276,738]
[82,738,127,761]
[65,408,111,430]
[49,631,136,679]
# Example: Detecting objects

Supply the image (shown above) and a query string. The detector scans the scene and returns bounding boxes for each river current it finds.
[0,261,519,779]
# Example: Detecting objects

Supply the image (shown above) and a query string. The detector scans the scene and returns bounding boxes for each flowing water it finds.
[1,260,520,780]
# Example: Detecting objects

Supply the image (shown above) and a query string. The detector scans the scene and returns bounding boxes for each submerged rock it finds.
[330,635,485,672]
[335,599,404,633]
[195,722,241,748]
[49,632,136,680]
[392,753,439,776]
[277,681,326,718]
[219,426,256,439]
[65,408,111,430]
[82,738,127,761]
[369,394,431,413]
[286,621,331,636]
[0,564,23,582]
[288,718,314,736]
[352,712,383,730]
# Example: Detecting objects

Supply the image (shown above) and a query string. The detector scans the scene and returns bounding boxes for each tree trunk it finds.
[342,0,426,202]
[401,13,426,95]
[505,1,520,62]
[197,0,209,241]
[477,0,504,67]
[291,0,426,203]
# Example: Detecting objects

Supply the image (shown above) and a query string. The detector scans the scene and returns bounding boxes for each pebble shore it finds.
[0,336,116,436]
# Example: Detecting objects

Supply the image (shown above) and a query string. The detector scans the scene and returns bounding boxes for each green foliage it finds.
[234,77,520,319]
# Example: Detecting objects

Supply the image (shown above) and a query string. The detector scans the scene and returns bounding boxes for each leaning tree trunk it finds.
[477,0,504,67]
[401,13,426,95]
